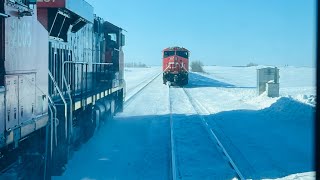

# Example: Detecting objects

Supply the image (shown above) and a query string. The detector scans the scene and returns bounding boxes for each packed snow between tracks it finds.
[54,66,315,180]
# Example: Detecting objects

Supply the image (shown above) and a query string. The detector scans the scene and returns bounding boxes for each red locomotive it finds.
[162,47,189,86]
[0,0,125,178]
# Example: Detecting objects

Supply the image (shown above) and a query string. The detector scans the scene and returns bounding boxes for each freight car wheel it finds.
[173,75,178,84]
[82,109,96,142]
[182,79,188,86]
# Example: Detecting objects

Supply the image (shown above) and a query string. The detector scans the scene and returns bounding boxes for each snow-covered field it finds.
[202,66,316,107]
[54,66,315,180]
[124,67,161,99]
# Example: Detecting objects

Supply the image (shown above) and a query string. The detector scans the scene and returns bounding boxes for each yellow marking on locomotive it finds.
[87,97,92,105]
[6,131,14,145]
[75,101,81,110]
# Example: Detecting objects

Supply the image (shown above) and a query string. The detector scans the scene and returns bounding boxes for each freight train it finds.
[0,0,125,178]
[162,47,189,86]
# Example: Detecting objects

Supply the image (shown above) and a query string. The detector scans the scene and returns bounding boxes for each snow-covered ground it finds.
[202,66,316,107]
[185,66,315,179]
[54,66,315,180]
[124,67,161,99]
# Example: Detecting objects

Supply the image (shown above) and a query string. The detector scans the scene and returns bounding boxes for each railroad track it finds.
[126,71,161,94]
[169,86,245,180]
[168,87,178,180]
[124,72,162,108]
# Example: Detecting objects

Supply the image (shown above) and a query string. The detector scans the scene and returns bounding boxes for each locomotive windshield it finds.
[176,51,188,58]
[163,51,175,58]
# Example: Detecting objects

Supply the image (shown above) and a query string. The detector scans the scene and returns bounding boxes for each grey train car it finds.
[0,0,125,179]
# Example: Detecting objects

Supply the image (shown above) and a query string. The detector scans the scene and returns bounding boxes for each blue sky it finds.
[86,0,316,67]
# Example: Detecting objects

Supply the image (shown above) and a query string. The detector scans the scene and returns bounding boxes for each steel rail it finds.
[123,72,161,108]
[182,88,245,180]
[168,88,178,180]
[126,71,160,93]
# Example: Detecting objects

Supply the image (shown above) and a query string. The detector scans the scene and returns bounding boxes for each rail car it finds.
[0,0,125,178]
[162,47,189,86]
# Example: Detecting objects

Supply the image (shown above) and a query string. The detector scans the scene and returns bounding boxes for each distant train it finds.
[162,47,189,86]
[0,0,125,178]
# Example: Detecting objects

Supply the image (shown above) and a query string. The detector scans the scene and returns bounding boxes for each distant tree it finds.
[246,62,258,67]
[191,61,205,72]
[125,61,148,68]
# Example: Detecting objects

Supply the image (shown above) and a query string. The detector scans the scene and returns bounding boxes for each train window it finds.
[108,33,117,42]
[121,33,125,46]
[107,33,118,48]
[163,51,175,58]
[176,51,188,58]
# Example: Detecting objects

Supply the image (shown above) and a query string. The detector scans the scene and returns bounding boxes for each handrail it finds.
[56,60,115,141]
[163,65,171,72]
[47,103,54,157]
[0,12,10,18]
[48,71,68,140]
[62,75,73,139]
[61,61,113,91]
[47,95,58,146]
[182,66,189,73]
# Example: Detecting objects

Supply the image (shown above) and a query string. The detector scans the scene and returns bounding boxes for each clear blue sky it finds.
[86,0,316,67]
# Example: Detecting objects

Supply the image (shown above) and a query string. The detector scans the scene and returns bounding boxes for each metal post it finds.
[48,71,68,140]
[47,95,56,148]
[63,76,73,138]
[85,64,88,94]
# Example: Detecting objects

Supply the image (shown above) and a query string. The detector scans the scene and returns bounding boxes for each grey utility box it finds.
[257,67,280,97]
[266,82,280,97]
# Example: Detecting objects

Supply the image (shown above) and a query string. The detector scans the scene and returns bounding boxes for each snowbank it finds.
[206,97,314,179]
[202,66,316,106]
[262,171,315,180]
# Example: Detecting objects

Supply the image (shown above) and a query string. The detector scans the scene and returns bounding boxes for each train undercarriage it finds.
[163,72,188,86]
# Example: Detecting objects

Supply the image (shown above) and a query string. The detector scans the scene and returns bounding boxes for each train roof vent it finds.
[37,0,94,23]
[47,9,72,41]
[71,17,87,33]
[38,0,93,41]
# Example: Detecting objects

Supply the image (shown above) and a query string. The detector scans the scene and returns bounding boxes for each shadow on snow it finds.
[185,72,255,89]
[59,97,314,180]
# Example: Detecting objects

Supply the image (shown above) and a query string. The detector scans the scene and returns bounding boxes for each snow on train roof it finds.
[163,47,189,52]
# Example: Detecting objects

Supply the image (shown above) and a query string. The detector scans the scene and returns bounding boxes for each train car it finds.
[0,0,49,178]
[162,47,189,86]
[0,0,126,178]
